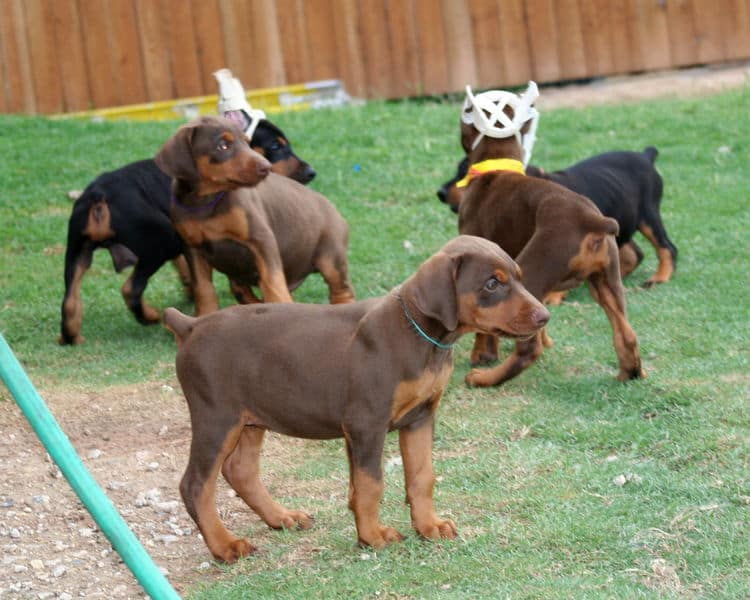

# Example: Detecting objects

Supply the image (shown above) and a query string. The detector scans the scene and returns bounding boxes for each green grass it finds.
[1,87,749,598]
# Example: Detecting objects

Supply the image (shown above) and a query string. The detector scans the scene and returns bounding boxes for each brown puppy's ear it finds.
[155,123,199,181]
[411,252,460,331]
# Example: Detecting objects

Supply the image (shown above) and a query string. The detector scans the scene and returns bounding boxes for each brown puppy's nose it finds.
[257,158,271,178]
[532,306,551,328]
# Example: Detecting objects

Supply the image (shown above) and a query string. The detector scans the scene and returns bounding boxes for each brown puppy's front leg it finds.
[221,426,314,530]
[186,250,220,315]
[465,332,544,387]
[470,333,498,365]
[246,236,293,303]
[399,415,457,540]
[345,431,404,548]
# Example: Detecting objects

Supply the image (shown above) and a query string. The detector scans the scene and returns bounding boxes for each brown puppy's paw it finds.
[469,351,498,367]
[58,334,85,346]
[216,538,257,564]
[543,290,567,306]
[617,367,647,381]
[358,525,405,549]
[465,368,496,387]
[416,517,458,540]
[273,510,315,531]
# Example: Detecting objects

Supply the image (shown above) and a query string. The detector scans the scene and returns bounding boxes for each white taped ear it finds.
[214,68,267,139]
[462,81,540,166]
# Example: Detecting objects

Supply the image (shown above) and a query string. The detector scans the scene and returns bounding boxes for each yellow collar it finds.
[455,159,526,188]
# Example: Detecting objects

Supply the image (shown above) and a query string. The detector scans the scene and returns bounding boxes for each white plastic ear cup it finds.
[214,69,267,139]
[462,81,540,166]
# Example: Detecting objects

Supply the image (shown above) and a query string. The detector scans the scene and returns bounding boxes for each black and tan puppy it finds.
[438,147,677,289]
[164,235,549,562]
[155,115,355,315]
[60,117,316,345]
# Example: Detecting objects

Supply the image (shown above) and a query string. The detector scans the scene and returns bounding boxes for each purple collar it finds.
[172,191,226,213]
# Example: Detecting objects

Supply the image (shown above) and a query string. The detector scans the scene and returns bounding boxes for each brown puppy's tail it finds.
[163,307,197,346]
[583,212,619,238]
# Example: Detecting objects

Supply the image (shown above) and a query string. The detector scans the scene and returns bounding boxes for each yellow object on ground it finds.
[55,80,350,122]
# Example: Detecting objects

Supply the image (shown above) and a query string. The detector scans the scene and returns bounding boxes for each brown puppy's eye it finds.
[217,139,229,152]
[484,277,501,292]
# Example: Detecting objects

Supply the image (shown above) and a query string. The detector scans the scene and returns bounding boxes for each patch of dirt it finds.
[2,61,749,599]
[0,381,318,599]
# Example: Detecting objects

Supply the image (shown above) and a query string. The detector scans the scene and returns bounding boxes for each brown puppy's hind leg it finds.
[315,253,356,304]
[399,416,457,540]
[180,418,255,563]
[221,426,314,530]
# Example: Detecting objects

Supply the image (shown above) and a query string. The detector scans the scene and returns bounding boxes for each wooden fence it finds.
[1,0,749,115]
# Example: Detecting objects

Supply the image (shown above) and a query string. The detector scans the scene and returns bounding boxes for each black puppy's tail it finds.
[163,307,197,346]
[643,146,659,163]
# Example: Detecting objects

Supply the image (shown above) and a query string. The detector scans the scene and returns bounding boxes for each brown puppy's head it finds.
[250,120,316,184]
[155,116,271,195]
[407,236,549,339]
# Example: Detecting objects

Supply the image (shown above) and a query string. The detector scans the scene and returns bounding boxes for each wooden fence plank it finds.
[609,0,639,73]
[468,0,504,89]
[525,0,562,83]
[330,0,366,97]
[78,1,119,108]
[414,0,449,94]
[50,0,89,112]
[0,0,35,113]
[554,0,588,80]
[135,0,173,101]
[107,0,148,105]
[722,0,750,59]
[383,0,421,97]
[665,0,699,67]
[578,0,616,76]
[191,0,227,94]
[249,0,286,87]
[220,0,257,87]
[24,0,64,113]
[441,0,478,90]
[357,0,394,97]
[302,0,338,81]
[634,0,672,71]
[276,0,311,85]
[497,0,533,87]
[691,0,726,63]
[162,0,203,98]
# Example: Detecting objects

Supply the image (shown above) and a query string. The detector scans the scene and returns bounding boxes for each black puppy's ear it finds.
[411,252,461,331]
[155,123,199,181]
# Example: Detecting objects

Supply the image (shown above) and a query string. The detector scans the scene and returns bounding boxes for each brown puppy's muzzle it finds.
[469,286,550,339]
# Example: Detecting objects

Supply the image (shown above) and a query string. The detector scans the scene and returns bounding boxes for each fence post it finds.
[0,335,181,600]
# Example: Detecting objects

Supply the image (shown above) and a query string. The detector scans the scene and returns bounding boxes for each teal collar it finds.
[399,296,455,350]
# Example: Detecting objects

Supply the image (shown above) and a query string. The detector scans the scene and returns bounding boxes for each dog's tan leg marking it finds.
[618,242,641,278]
[121,275,160,323]
[171,255,193,299]
[640,225,675,284]
[349,468,404,548]
[247,247,293,303]
[587,274,645,380]
[315,255,355,304]
[60,263,88,345]
[189,254,220,315]
[228,280,262,304]
[540,326,554,348]
[221,426,314,530]
[399,417,457,540]
[543,290,567,306]
[182,421,256,563]
[470,333,498,365]
[466,331,544,387]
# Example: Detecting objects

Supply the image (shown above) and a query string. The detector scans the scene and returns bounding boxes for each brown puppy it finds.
[164,235,549,562]
[155,116,354,314]
[457,107,645,386]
